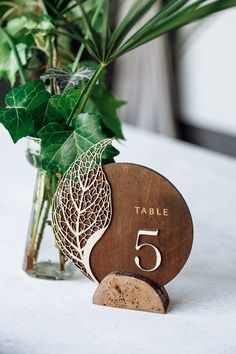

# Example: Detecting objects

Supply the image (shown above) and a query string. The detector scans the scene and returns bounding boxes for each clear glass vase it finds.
[23,137,74,280]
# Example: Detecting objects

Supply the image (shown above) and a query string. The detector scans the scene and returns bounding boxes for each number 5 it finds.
[134,230,161,272]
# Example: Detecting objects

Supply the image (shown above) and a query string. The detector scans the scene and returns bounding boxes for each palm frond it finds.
[75,0,102,60]
[107,0,236,62]
[63,0,236,120]
[106,0,158,58]
[101,0,110,61]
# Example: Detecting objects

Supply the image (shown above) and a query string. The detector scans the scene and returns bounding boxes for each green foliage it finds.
[38,113,119,173]
[43,0,74,18]
[0,80,49,142]
[0,107,34,143]
[47,0,236,64]
[87,85,125,139]
[0,16,32,85]
[57,0,236,132]
[0,79,120,172]
[1,0,236,175]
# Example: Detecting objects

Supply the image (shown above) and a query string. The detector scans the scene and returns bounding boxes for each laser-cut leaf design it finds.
[52,139,112,282]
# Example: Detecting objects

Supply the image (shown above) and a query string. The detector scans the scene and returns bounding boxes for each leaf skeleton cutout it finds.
[52,139,112,282]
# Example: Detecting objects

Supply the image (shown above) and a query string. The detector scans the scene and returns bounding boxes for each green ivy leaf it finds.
[0,80,50,142]
[28,90,52,131]
[38,113,119,173]
[36,88,82,131]
[87,87,125,139]
[38,122,73,171]
[42,96,68,124]
[71,113,119,161]
[0,108,34,143]
[5,80,48,108]
[54,88,82,112]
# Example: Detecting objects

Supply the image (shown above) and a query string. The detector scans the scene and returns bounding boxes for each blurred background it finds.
[112,2,236,157]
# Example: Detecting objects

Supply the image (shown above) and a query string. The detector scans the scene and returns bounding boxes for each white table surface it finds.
[0,124,236,354]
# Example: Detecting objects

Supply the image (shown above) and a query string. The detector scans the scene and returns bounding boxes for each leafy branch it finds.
[64,0,236,120]
[52,0,236,66]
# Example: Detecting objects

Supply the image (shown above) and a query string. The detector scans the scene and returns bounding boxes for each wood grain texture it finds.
[93,272,169,314]
[90,163,193,286]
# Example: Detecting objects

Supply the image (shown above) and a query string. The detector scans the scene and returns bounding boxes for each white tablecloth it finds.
[0,124,236,354]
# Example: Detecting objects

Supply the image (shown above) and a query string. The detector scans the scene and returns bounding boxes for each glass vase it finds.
[23,137,74,280]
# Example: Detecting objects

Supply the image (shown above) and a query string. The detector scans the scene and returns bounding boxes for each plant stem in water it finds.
[35,198,51,261]
[59,251,65,272]
[26,170,47,272]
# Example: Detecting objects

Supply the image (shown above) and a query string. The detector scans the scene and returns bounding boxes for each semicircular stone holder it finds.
[52,139,193,314]
[93,271,169,314]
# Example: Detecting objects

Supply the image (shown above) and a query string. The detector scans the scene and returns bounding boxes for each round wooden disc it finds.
[90,163,193,287]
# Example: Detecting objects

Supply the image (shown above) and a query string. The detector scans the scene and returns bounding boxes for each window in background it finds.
[177,8,236,157]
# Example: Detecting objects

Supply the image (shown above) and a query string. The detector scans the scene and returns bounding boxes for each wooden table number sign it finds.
[52,139,193,314]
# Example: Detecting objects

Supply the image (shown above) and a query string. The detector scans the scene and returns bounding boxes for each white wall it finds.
[179,8,236,136]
